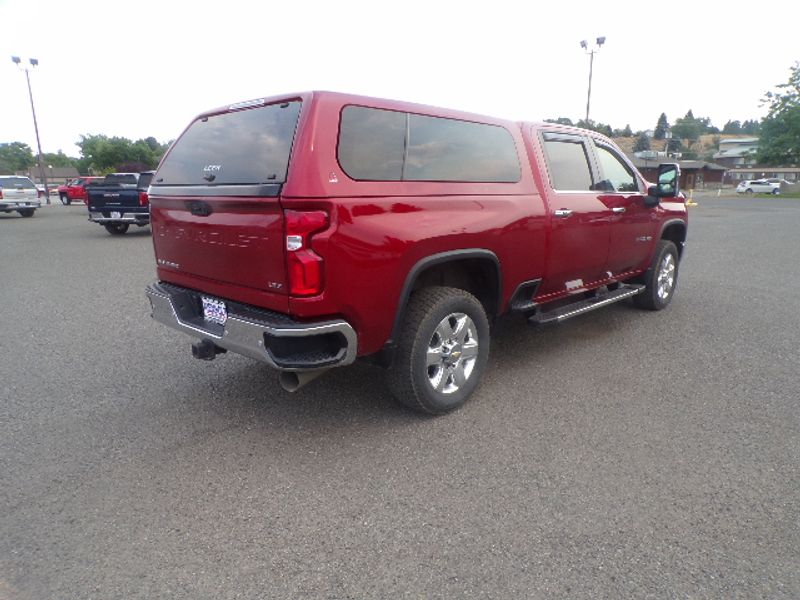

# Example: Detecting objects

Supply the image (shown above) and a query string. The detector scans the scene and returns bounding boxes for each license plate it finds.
[111,211,121,219]
[202,296,227,325]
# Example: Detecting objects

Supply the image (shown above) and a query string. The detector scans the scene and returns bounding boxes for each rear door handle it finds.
[612,207,626,214]
[554,209,573,218]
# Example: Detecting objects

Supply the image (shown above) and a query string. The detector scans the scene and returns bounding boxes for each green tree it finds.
[757,63,800,165]
[612,124,633,138]
[741,119,761,135]
[671,110,704,141]
[634,132,651,152]
[544,117,574,126]
[576,119,613,137]
[42,151,79,168]
[722,120,742,134]
[76,134,169,173]
[0,142,35,173]
[654,113,669,139]
[671,110,719,141]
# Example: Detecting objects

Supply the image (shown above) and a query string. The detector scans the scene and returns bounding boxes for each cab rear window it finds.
[155,100,302,186]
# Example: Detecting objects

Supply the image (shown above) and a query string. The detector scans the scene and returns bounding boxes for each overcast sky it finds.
[1,0,797,157]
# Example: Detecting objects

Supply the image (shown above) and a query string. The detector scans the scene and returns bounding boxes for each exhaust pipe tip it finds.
[279,368,330,393]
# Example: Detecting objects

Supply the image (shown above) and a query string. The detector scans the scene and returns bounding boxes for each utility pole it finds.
[12,56,50,204]
[580,37,606,124]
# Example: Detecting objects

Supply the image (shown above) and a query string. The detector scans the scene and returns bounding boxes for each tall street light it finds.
[11,55,50,204]
[580,36,606,124]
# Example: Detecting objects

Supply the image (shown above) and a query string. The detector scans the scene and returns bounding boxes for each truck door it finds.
[537,131,610,297]
[591,142,657,277]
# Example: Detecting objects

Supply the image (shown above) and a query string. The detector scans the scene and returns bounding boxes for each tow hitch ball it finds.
[192,339,227,361]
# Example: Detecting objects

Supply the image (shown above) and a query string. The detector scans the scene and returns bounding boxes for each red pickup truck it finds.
[146,92,687,414]
[58,176,104,205]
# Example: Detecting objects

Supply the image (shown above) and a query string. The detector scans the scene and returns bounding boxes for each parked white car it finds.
[0,176,41,217]
[736,179,781,194]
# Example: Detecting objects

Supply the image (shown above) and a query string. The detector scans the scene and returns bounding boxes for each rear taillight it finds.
[284,209,328,296]
[0,189,3,199]
[139,191,149,206]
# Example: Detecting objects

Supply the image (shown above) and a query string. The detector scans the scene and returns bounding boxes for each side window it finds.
[338,106,406,180]
[338,106,521,182]
[595,145,639,192]
[405,114,520,182]
[542,139,594,191]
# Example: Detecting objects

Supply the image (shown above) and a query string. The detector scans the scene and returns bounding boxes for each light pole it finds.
[11,55,50,204]
[580,36,605,124]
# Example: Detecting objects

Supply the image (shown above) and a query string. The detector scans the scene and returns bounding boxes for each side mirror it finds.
[644,163,681,207]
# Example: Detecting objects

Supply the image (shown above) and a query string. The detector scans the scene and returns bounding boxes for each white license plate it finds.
[202,296,227,325]
[111,211,121,219]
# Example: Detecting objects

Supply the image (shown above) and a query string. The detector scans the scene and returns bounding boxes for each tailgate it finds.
[150,193,287,295]
[88,187,139,209]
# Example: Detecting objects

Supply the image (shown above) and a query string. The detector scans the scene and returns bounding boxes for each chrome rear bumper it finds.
[145,282,357,371]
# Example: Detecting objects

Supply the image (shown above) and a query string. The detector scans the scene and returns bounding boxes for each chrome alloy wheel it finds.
[426,312,480,394]
[657,253,676,301]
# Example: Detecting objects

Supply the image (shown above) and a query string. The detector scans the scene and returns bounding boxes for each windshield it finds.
[154,100,302,186]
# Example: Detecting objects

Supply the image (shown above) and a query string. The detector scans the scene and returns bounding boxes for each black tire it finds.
[772,188,779,195]
[745,188,754,194]
[634,240,679,311]
[17,209,35,218]
[387,286,490,414]
[60,194,70,205]
[104,223,129,235]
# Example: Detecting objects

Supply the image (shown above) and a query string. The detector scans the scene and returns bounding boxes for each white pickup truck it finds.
[0,176,40,217]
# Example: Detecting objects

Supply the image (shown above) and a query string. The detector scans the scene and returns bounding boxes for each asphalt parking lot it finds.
[1,194,798,599]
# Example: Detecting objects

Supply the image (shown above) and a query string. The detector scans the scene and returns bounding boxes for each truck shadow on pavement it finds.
[171,301,644,429]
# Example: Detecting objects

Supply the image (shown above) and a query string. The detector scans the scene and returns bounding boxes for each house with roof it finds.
[713,138,758,169]
[17,166,79,186]
[628,154,727,189]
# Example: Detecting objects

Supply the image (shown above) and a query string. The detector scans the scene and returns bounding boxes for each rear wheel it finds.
[18,209,35,218]
[634,240,679,311]
[387,286,490,414]
[104,223,129,235]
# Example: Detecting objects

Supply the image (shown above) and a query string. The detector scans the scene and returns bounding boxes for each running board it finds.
[528,285,645,326]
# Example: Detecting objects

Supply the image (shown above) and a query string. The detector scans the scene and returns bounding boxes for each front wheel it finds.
[745,188,754,195]
[634,240,679,311]
[60,193,70,205]
[387,286,490,414]
[104,223,129,235]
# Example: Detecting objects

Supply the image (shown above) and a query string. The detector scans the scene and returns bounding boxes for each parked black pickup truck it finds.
[87,171,153,235]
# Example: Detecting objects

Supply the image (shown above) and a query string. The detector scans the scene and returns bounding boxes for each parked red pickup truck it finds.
[58,176,104,205]
[146,91,687,413]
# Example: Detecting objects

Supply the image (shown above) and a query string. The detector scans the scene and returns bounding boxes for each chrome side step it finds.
[528,284,644,326]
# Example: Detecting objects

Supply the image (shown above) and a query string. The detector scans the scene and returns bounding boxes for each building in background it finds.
[18,166,79,186]
[713,138,759,169]
[629,155,727,189]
